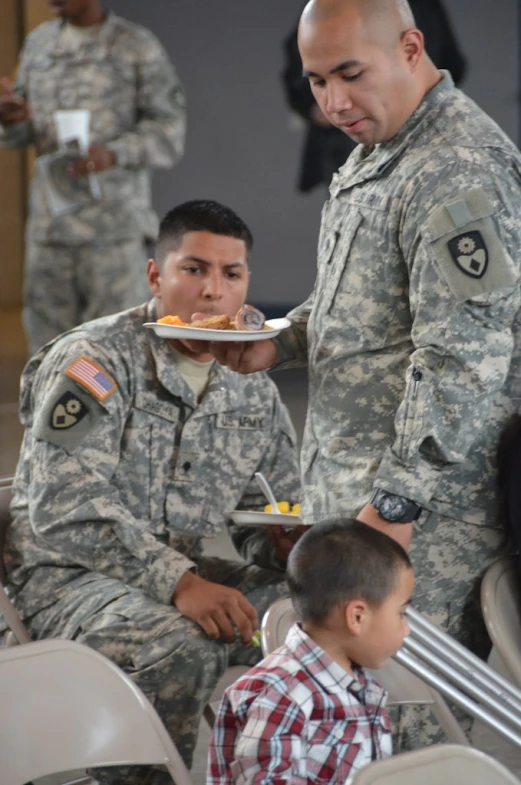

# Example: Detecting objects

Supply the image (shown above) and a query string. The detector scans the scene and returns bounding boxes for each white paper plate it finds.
[143,317,291,342]
[228,510,306,528]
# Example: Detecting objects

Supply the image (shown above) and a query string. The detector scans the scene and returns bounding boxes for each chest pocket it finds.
[316,207,363,315]
[305,718,361,783]
[126,393,182,533]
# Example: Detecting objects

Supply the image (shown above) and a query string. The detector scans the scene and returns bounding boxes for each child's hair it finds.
[286,518,412,625]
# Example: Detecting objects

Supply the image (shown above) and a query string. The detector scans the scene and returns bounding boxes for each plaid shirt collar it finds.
[284,622,388,709]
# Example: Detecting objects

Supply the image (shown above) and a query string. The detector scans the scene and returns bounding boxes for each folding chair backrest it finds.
[351,743,521,785]
[261,598,468,745]
[0,639,194,785]
[481,556,521,687]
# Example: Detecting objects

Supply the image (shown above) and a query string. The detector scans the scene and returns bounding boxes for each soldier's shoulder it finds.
[109,14,167,59]
[429,90,520,165]
[38,308,146,389]
[22,20,59,52]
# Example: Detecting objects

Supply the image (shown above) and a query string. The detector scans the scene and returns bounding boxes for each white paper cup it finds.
[54,109,90,153]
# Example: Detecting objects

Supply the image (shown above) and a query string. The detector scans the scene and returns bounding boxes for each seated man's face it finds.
[148,230,250,323]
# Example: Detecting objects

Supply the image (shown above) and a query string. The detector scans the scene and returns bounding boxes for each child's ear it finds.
[344,599,368,636]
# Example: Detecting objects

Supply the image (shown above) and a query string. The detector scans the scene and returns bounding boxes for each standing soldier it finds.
[0,0,186,355]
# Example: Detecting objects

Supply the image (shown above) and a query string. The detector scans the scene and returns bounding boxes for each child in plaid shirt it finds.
[208,519,414,784]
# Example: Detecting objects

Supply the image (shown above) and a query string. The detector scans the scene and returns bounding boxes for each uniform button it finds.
[182,461,191,472]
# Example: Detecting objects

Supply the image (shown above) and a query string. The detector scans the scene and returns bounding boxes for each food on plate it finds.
[235,304,266,331]
[156,305,272,332]
[156,315,187,326]
[264,502,301,515]
[189,314,234,330]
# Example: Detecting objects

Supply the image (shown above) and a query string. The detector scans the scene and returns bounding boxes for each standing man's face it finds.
[299,11,419,146]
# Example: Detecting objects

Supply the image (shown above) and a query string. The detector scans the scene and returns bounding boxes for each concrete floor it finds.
[2,309,521,784]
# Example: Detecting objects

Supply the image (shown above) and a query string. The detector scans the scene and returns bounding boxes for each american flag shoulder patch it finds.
[65,356,118,402]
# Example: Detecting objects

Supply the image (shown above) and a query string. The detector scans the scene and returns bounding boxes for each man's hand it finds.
[0,77,31,126]
[67,144,117,176]
[267,524,308,563]
[172,571,258,644]
[356,503,413,551]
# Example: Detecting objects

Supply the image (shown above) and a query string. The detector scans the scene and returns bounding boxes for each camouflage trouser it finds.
[23,239,151,356]
[25,557,288,784]
[391,511,506,750]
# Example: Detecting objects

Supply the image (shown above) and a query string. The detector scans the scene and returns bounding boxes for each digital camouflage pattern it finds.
[23,238,153,353]
[3,301,299,779]
[276,73,521,529]
[0,12,186,354]
[274,73,521,743]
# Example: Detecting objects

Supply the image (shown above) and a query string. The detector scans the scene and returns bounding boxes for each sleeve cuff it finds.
[373,448,443,507]
[144,551,196,605]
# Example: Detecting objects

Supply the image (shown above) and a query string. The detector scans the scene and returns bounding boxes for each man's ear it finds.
[401,28,424,71]
[147,258,161,296]
[344,598,369,636]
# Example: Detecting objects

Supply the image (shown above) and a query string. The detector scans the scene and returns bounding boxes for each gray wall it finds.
[109,0,519,308]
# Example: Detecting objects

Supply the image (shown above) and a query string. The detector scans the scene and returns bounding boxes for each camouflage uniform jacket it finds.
[276,73,521,527]
[5,302,299,621]
[0,12,186,245]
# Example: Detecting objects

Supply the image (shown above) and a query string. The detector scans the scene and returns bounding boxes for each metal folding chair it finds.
[350,743,521,785]
[0,638,193,785]
[481,556,521,687]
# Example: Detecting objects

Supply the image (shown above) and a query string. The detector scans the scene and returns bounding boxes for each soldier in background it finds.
[3,200,300,784]
[0,0,186,356]
[205,0,521,747]
[282,0,466,193]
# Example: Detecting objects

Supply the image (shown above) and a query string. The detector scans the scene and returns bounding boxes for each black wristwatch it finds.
[370,488,422,523]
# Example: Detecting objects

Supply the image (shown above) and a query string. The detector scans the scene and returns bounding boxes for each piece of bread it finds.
[189,314,235,330]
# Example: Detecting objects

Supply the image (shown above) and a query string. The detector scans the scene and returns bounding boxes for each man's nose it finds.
[202,271,223,299]
[325,81,353,115]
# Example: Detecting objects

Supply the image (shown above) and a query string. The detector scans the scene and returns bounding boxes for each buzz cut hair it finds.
[286,518,412,625]
[302,0,415,31]
[154,199,253,265]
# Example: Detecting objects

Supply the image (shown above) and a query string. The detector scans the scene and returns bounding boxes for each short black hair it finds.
[287,519,412,625]
[155,199,253,263]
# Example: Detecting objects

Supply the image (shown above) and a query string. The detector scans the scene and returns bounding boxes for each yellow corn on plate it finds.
[264,501,300,515]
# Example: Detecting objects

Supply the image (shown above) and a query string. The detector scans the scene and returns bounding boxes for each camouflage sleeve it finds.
[25,339,195,605]
[374,160,521,506]
[0,33,35,148]
[228,392,300,569]
[105,31,186,170]
[271,290,313,370]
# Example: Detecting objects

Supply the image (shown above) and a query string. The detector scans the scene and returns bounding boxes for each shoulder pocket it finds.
[422,188,516,303]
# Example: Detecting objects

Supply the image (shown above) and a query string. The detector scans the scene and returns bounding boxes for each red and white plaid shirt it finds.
[208,623,392,785]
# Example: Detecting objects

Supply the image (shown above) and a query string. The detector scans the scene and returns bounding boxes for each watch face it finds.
[378,494,406,521]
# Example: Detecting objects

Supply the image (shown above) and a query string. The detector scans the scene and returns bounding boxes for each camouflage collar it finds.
[44,11,119,59]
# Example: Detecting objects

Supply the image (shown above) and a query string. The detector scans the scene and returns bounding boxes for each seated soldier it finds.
[3,199,300,785]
